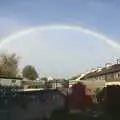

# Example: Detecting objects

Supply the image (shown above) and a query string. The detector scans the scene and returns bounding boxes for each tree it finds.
[0,53,19,77]
[22,65,38,80]
[44,81,52,89]
[69,82,97,111]
[40,77,48,81]
[62,80,69,88]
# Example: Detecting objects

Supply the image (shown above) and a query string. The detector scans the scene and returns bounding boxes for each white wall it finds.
[0,78,22,87]
[105,81,120,86]
[81,80,105,90]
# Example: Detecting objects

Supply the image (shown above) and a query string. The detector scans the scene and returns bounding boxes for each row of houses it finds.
[80,63,120,81]
[0,77,45,91]
[1,60,120,90]
[77,60,120,88]
[0,77,64,92]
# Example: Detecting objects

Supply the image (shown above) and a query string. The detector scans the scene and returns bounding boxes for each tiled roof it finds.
[81,64,120,79]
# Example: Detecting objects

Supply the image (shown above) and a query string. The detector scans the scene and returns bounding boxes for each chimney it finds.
[117,58,120,64]
[105,63,111,68]
[97,67,102,72]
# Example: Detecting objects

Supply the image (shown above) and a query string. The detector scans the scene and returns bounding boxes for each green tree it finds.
[22,65,38,80]
[95,88,101,95]
[40,77,52,89]
[40,77,48,81]
[0,53,19,77]
[62,80,69,88]
[44,81,52,89]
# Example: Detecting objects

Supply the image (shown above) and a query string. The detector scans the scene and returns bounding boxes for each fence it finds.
[0,89,65,120]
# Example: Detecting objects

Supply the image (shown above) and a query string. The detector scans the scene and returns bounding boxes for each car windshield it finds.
[0,0,120,120]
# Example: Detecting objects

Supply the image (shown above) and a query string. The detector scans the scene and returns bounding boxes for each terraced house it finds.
[81,63,120,81]
[80,61,120,89]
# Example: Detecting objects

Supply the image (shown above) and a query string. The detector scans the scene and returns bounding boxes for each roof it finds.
[81,64,120,80]
[0,76,23,80]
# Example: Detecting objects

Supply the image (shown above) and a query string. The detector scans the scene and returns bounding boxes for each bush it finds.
[97,85,120,119]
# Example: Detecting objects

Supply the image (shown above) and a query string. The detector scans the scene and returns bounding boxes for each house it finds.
[69,73,91,88]
[0,76,23,87]
[81,63,120,81]
[21,79,45,89]
[0,77,45,92]
[80,63,120,88]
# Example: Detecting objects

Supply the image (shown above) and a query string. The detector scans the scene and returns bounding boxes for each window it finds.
[118,73,120,78]
[12,79,16,83]
[101,76,105,80]
[114,72,120,80]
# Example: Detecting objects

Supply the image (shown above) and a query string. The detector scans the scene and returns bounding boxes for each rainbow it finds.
[0,24,120,49]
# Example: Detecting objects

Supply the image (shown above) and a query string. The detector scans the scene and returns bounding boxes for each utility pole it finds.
[65,80,69,112]
[117,58,120,64]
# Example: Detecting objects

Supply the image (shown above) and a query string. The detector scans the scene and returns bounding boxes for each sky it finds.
[0,0,120,78]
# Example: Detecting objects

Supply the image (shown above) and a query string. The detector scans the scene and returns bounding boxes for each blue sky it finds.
[0,0,120,78]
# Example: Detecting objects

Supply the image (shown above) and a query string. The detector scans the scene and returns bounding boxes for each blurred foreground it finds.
[0,83,120,120]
